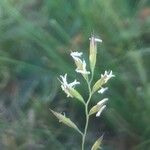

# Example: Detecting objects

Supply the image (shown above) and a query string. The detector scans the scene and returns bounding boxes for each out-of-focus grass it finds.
[0,0,150,149]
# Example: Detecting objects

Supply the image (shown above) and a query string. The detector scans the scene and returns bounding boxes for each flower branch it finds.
[50,35,115,150]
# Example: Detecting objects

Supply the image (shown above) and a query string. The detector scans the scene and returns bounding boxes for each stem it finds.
[82,103,89,150]
[77,128,84,137]
[81,81,92,150]
[90,71,94,85]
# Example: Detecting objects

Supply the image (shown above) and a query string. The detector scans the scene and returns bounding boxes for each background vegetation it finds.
[0,0,150,149]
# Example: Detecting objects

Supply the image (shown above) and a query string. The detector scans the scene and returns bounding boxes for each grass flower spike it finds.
[89,36,102,76]
[96,105,106,117]
[58,74,84,104]
[89,98,108,117]
[71,51,90,75]
[59,74,80,98]
[76,60,90,75]
[96,98,109,117]
[51,35,115,150]
[92,70,115,94]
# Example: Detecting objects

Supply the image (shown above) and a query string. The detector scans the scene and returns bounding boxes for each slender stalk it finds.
[81,103,89,150]
[90,72,94,85]
[81,80,92,150]
[77,128,84,137]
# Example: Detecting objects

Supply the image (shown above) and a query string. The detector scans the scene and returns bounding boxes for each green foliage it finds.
[0,0,150,149]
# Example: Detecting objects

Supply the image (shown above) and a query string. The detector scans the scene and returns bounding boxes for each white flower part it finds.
[101,70,115,83]
[71,51,90,75]
[75,59,90,74]
[59,74,80,97]
[89,37,102,43]
[60,85,71,97]
[98,87,108,94]
[96,98,108,117]
[96,105,106,117]
[69,79,80,87]
[97,98,108,106]
[70,51,83,61]
[59,74,67,86]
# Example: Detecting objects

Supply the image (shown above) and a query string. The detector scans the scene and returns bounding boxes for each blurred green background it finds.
[0,0,150,150]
